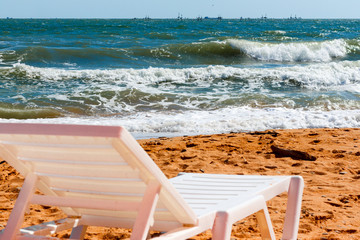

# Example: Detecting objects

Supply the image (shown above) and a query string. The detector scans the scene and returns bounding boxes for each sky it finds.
[1,0,360,19]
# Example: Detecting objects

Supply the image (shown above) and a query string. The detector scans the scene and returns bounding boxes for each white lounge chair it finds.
[0,123,304,240]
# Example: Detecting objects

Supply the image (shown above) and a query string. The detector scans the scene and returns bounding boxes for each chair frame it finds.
[0,123,304,240]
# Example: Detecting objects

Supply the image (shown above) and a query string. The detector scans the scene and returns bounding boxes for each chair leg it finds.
[2,174,37,240]
[212,195,277,240]
[256,209,276,240]
[70,225,88,239]
[211,211,232,240]
[130,181,161,240]
[282,176,304,240]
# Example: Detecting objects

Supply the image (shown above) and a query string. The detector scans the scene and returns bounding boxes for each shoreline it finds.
[1,127,359,239]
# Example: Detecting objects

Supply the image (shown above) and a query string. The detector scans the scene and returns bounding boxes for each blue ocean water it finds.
[0,19,360,137]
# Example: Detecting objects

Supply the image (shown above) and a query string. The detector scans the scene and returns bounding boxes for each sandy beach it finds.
[1,128,359,239]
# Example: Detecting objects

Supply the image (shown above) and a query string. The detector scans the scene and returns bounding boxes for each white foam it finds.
[10,61,360,89]
[1,107,359,139]
[5,62,360,114]
[227,39,348,62]
[62,62,77,67]
[259,61,360,90]
[264,30,286,35]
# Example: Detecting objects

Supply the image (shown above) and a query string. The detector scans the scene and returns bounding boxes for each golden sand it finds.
[1,128,359,239]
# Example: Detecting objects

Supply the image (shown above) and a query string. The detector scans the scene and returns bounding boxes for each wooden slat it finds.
[2,141,112,149]
[186,174,276,180]
[77,208,178,222]
[31,195,141,211]
[14,146,124,163]
[37,174,142,183]
[51,187,144,197]
[80,215,183,231]
[174,182,262,187]
[0,130,119,145]
[75,209,139,219]
[56,191,144,201]
[180,199,226,204]
[174,189,248,195]
[0,123,123,138]
[22,157,126,166]
[42,177,145,192]
[180,179,268,184]
[178,194,233,200]
[32,163,136,179]
[175,187,252,194]
[48,183,145,195]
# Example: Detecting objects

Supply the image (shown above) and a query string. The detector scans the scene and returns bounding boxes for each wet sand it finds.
[1,128,359,239]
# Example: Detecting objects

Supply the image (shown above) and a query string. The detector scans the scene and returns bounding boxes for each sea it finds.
[1,18,360,138]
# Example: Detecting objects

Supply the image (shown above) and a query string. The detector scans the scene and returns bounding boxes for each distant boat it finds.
[203,16,222,20]
[289,15,301,20]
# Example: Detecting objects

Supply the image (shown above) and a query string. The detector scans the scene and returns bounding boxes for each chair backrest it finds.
[0,123,197,231]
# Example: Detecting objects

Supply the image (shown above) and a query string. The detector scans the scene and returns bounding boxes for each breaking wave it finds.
[1,39,359,68]
[227,39,355,62]
[2,61,359,89]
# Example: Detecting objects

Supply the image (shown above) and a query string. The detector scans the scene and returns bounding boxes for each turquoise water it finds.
[1,19,360,137]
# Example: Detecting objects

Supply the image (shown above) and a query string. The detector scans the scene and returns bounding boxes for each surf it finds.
[227,39,354,62]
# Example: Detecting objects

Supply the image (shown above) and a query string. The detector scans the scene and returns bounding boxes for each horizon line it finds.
[1,17,360,20]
